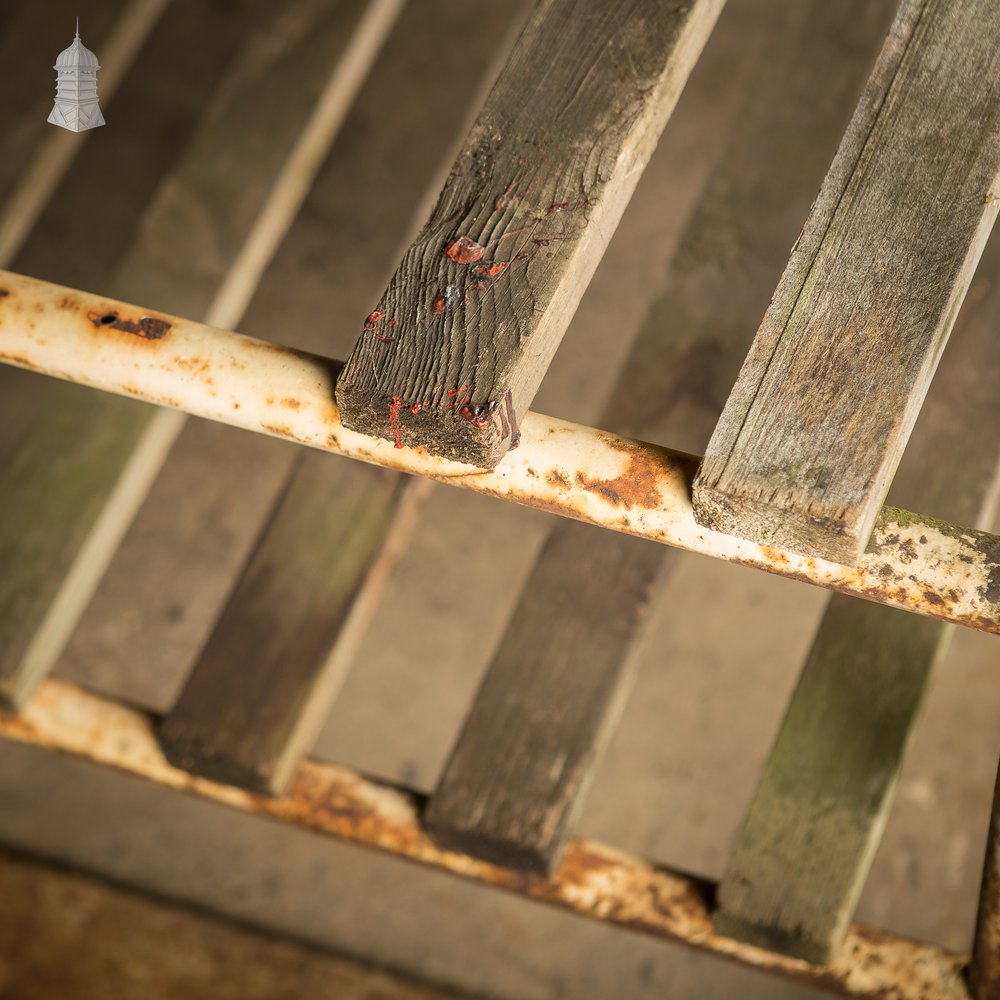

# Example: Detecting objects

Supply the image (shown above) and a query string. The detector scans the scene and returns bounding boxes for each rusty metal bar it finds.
[0,679,970,1000]
[970,757,1000,999]
[0,267,998,635]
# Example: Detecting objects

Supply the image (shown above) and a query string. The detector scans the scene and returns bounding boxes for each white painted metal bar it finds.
[0,266,997,635]
[0,678,970,1000]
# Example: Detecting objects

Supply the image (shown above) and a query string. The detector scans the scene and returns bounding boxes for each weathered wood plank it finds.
[154,0,530,790]
[159,462,427,794]
[0,0,387,709]
[424,0,897,873]
[692,0,1000,564]
[334,0,724,468]
[971,757,1000,1000]
[714,239,1000,964]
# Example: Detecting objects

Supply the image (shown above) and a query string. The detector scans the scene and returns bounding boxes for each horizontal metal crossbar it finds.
[0,679,970,1000]
[1,267,998,634]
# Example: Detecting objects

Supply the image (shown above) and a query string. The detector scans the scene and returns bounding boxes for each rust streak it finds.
[88,308,171,341]
[575,451,663,511]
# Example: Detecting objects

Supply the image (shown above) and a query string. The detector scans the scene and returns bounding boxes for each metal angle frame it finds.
[0,266,998,635]
[0,679,971,1000]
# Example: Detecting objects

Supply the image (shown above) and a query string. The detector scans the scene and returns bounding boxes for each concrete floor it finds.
[0,1,998,998]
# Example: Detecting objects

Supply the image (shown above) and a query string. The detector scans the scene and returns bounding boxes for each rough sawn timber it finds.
[335,0,724,468]
[692,0,1000,564]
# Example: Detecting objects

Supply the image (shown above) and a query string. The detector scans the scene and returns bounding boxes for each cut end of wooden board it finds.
[691,476,867,565]
[335,377,519,469]
[712,909,834,968]
[158,725,288,798]
[421,813,557,877]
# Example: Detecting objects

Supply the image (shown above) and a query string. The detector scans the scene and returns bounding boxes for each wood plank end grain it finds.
[334,0,724,468]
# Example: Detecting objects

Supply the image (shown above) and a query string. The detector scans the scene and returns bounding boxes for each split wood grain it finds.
[0,0,377,709]
[159,461,426,794]
[150,0,532,790]
[692,0,1000,564]
[424,0,896,874]
[335,0,724,468]
[713,242,1000,965]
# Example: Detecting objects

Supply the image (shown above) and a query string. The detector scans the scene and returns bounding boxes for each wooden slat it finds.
[0,0,392,709]
[424,0,897,873]
[159,463,427,794]
[971,757,1000,1000]
[714,236,1000,964]
[334,0,724,469]
[692,0,1000,564]
[154,0,530,792]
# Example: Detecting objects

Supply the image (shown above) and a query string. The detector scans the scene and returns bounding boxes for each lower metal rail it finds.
[0,679,970,1000]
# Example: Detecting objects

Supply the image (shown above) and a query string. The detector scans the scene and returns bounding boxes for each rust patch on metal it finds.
[546,469,570,489]
[575,450,662,511]
[281,397,302,410]
[262,422,294,439]
[0,288,9,298]
[88,308,171,341]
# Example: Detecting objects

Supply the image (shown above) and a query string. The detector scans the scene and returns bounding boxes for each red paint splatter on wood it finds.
[547,201,571,215]
[431,296,447,314]
[459,405,491,429]
[495,179,518,212]
[365,310,385,329]
[444,236,485,264]
[389,396,403,449]
[475,262,508,279]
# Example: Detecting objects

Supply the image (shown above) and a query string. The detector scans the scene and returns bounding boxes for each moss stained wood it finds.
[714,221,1000,963]
[335,0,725,468]
[693,0,1000,564]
